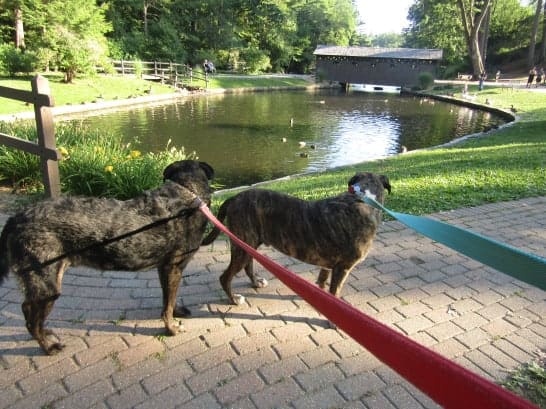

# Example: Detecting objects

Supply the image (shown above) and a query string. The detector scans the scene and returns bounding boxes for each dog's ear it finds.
[163,161,183,182]
[199,162,214,180]
[347,173,361,188]
[380,175,391,194]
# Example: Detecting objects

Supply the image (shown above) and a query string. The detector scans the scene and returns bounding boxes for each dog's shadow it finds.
[0,280,332,358]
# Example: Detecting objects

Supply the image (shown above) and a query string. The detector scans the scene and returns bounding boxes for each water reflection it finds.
[72,89,507,188]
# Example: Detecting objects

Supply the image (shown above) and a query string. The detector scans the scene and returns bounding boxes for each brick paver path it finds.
[0,196,544,408]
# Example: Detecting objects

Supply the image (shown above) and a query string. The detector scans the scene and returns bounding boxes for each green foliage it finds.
[133,59,143,79]
[103,0,357,74]
[240,46,271,74]
[0,121,41,189]
[0,45,37,75]
[418,72,434,90]
[405,0,533,69]
[488,0,534,63]
[370,33,404,48]
[4,0,112,81]
[501,360,546,407]
[0,121,194,199]
[405,0,467,66]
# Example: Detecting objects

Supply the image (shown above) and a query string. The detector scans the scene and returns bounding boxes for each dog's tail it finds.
[201,197,233,245]
[0,217,14,286]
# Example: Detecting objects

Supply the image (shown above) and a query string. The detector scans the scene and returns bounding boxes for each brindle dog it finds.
[0,160,214,355]
[202,172,391,305]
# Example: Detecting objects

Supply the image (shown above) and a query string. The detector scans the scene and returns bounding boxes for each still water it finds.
[74,89,507,189]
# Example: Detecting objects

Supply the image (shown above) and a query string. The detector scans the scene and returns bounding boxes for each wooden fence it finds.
[109,59,209,88]
[0,75,61,198]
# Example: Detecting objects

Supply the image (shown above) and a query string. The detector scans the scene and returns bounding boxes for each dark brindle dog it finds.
[0,160,214,355]
[202,172,391,305]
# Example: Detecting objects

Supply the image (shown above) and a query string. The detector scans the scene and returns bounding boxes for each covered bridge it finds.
[313,45,443,88]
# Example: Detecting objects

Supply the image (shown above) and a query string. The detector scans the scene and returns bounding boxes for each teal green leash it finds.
[362,195,546,291]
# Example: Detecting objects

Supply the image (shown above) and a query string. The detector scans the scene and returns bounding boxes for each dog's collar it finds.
[348,184,376,202]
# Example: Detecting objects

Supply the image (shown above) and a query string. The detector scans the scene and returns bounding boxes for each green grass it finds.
[0,74,175,115]
[204,75,311,89]
[1,75,545,215]
[501,359,546,407]
[0,121,193,198]
[0,73,311,115]
[211,84,546,215]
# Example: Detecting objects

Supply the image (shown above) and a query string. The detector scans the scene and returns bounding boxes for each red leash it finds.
[198,201,537,409]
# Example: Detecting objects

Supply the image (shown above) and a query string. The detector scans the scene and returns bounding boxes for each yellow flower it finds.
[129,150,141,159]
[58,146,69,157]
[104,165,114,173]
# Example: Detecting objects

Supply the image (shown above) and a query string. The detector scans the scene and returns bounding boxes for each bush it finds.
[0,121,195,199]
[417,72,435,90]
[133,60,143,78]
[240,46,271,74]
[0,45,37,76]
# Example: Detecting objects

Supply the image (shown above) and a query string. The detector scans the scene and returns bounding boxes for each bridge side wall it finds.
[316,56,439,87]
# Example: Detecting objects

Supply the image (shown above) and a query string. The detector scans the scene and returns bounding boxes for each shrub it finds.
[418,72,435,90]
[0,121,195,199]
[0,45,37,76]
[133,60,143,78]
[0,121,41,189]
[240,46,271,74]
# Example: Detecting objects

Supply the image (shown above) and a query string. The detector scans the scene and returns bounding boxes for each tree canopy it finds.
[0,0,542,79]
[404,0,536,77]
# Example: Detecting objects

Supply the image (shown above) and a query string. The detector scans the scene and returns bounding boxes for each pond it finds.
[73,88,507,189]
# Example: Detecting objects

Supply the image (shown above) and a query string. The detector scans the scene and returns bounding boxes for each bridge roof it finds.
[313,45,443,61]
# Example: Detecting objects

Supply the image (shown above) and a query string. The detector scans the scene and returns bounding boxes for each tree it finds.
[541,2,546,63]
[406,0,467,66]
[371,33,403,48]
[487,0,532,59]
[528,0,544,68]
[14,4,24,48]
[0,0,30,48]
[456,0,493,78]
[41,0,112,81]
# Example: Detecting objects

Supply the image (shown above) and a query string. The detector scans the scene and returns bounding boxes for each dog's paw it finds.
[232,294,246,305]
[254,277,268,288]
[166,320,184,335]
[46,342,65,355]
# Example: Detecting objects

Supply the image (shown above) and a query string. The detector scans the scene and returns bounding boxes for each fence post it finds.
[31,75,61,198]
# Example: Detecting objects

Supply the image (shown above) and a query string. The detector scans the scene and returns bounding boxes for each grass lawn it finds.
[212,83,546,215]
[1,74,545,216]
[0,73,312,115]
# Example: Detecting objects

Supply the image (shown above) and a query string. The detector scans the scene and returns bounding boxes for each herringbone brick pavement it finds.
[0,196,544,408]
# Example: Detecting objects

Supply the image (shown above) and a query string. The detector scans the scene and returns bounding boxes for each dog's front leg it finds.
[158,265,184,335]
[329,265,353,297]
[22,297,64,355]
[316,268,331,289]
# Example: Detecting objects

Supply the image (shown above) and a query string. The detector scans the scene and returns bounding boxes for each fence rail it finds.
[109,59,210,88]
[0,75,61,198]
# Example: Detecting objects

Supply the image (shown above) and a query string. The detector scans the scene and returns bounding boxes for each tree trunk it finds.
[457,0,492,79]
[144,2,149,37]
[479,3,492,68]
[15,7,25,49]
[539,2,546,64]
[528,0,543,68]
